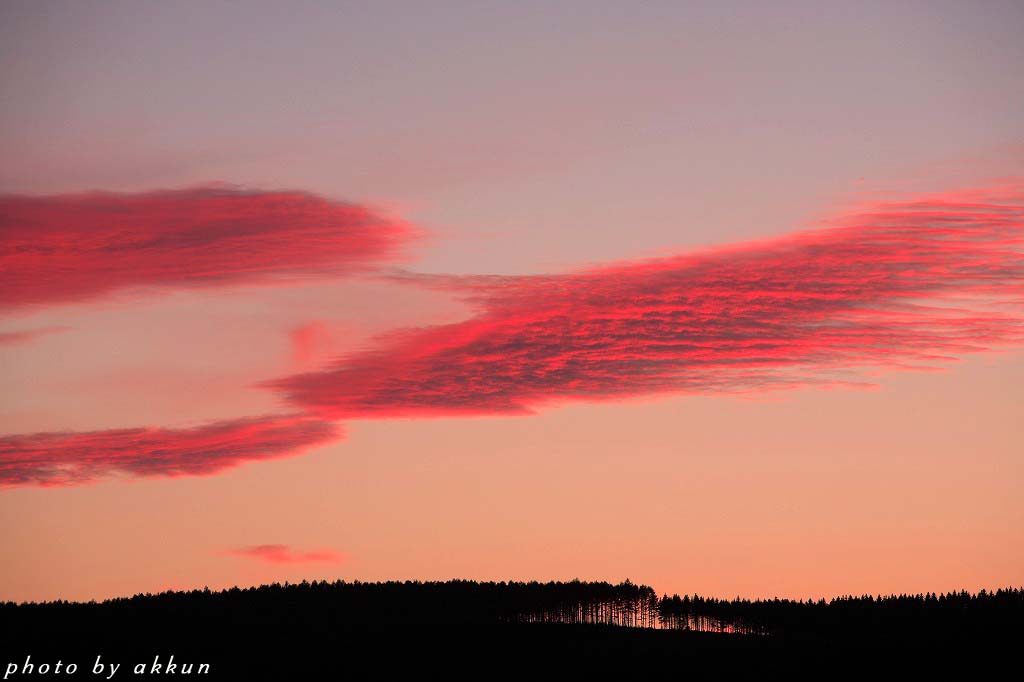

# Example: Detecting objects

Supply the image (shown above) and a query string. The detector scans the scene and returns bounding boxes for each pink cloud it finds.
[0,186,416,310]
[269,185,1024,418]
[290,320,332,369]
[226,544,347,565]
[0,415,342,487]
[0,325,69,346]
[4,183,1021,489]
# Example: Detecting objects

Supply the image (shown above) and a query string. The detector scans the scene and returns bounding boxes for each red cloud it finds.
[0,326,69,346]
[0,187,415,310]
[0,415,342,487]
[226,544,347,565]
[270,186,1024,418]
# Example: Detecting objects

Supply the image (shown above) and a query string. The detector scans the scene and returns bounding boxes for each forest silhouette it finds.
[2,580,1020,679]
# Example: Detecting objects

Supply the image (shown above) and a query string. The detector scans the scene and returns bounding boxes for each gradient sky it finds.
[1,1,1022,602]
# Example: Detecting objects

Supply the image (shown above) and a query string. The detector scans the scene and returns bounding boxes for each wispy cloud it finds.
[226,544,347,565]
[290,320,333,369]
[5,184,1021,489]
[0,415,342,487]
[0,186,416,310]
[270,186,1024,418]
[0,325,69,346]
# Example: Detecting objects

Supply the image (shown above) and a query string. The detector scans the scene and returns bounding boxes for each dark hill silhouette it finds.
[2,580,1020,680]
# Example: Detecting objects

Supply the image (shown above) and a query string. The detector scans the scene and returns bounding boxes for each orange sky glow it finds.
[1,1,1021,603]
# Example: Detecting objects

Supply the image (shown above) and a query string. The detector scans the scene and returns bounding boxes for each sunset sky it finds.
[1,1,1022,603]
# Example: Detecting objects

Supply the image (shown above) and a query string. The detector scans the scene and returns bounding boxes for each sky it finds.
[1,0,1022,602]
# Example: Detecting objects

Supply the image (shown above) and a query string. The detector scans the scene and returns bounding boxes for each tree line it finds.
[3,580,1021,638]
